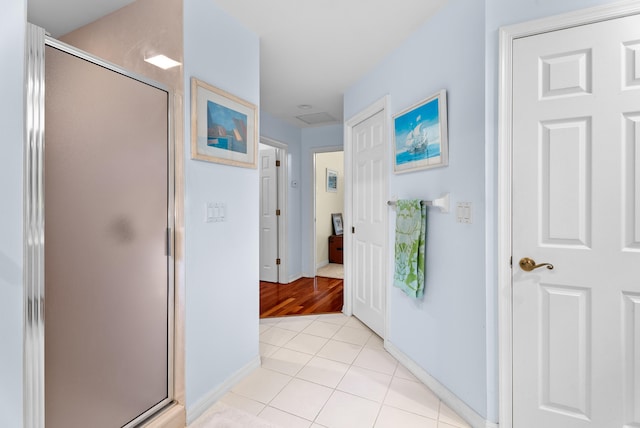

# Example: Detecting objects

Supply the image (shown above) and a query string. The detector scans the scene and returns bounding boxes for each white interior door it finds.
[512,13,640,427]
[259,146,279,282]
[352,110,387,337]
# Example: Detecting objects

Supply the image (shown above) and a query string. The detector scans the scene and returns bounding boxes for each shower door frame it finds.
[24,25,176,427]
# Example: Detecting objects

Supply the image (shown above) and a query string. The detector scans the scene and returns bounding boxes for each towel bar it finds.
[387,193,450,214]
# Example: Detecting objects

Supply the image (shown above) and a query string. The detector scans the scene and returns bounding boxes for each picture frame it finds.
[326,169,338,192]
[393,89,448,174]
[191,77,258,168]
[331,213,343,235]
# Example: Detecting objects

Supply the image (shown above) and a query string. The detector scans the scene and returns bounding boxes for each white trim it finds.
[343,95,389,335]
[260,136,288,284]
[288,274,303,283]
[497,2,640,428]
[185,356,261,425]
[385,342,498,428]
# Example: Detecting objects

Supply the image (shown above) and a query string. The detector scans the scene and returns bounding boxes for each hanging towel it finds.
[393,199,427,299]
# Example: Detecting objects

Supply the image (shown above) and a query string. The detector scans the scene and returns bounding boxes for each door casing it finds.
[260,136,288,283]
[259,145,279,282]
[344,95,389,338]
[498,2,640,427]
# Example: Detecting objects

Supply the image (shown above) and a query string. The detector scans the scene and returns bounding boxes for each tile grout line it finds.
[265,314,370,426]
[257,314,461,428]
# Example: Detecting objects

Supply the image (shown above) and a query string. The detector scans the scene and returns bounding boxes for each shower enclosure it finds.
[25,25,175,427]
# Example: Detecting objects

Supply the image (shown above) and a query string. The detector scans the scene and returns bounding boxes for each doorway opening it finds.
[314,150,345,280]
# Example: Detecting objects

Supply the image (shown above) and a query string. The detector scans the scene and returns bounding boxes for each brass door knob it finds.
[519,257,554,272]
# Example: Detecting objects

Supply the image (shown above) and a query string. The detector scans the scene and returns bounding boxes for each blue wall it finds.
[183,0,260,414]
[260,112,303,281]
[345,0,489,419]
[0,0,24,426]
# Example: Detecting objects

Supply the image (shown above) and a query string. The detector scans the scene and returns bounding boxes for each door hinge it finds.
[166,227,172,257]
[276,209,281,216]
[510,256,512,268]
[276,160,281,167]
[352,226,355,234]
[276,258,281,265]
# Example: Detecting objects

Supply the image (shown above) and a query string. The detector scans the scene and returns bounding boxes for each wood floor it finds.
[260,276,343,318]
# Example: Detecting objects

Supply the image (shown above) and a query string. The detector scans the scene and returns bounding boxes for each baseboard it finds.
[185,355,261,425]
[385,342,498,428]
[288,274,302,283]
[316,260,329,269]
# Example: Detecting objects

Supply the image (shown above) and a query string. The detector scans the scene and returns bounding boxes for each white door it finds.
[512,13,640,427]
[259,147,279,282]
[352,110,387,337]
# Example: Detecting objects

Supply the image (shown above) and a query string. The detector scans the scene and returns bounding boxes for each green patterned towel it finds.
[393,199,426,298]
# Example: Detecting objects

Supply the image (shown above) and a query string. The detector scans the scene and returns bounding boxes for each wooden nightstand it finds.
[328,234,343,264]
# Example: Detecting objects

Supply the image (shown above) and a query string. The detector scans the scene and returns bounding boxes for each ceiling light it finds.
[144,54,181,70]
[297,104,313,110]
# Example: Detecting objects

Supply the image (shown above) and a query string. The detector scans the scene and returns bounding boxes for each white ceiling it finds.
[27,0,447,128]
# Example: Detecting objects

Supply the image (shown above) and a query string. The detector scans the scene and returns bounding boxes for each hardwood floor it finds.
[260,276,343,318]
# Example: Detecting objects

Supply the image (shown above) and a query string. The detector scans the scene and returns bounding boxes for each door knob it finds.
[519,257,554,272]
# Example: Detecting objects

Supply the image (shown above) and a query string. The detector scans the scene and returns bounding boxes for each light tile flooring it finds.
[215,313,470,428]
[316,263,344,279]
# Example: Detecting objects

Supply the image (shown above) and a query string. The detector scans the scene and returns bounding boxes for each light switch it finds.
[206,202,226,222]
[206,202,215,223]
[456,202,472,224]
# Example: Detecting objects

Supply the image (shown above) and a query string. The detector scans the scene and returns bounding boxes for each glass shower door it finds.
[44,43,171,428]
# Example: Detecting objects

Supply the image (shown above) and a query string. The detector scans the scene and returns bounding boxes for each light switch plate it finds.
[206,202,215,223]
[206,202,226,222]
[456,202,472,224]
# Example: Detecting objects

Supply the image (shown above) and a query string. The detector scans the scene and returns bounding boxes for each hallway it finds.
[193,313,470,427]
[260,277,343,318]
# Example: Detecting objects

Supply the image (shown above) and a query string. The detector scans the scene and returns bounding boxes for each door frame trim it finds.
[498,2,640,427]
[260,136,289,283]
[344,95,389,338]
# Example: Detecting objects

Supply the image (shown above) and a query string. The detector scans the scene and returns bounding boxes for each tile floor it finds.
[215,313,470,428]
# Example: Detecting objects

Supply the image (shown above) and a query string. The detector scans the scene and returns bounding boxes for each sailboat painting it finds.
[191,77,258,168]
[206,100,248,155]
[393,90,448,173]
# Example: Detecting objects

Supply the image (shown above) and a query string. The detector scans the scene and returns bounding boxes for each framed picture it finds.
[326,169,338,192]
[393,89,448,174]
[331,213,343,235]
[191,77,258,168]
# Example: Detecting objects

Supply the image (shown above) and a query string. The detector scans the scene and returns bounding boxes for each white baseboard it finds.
[316,260,329,269]
[185,355,261,425]
[385,342,498,428]
[288,274,302,283]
